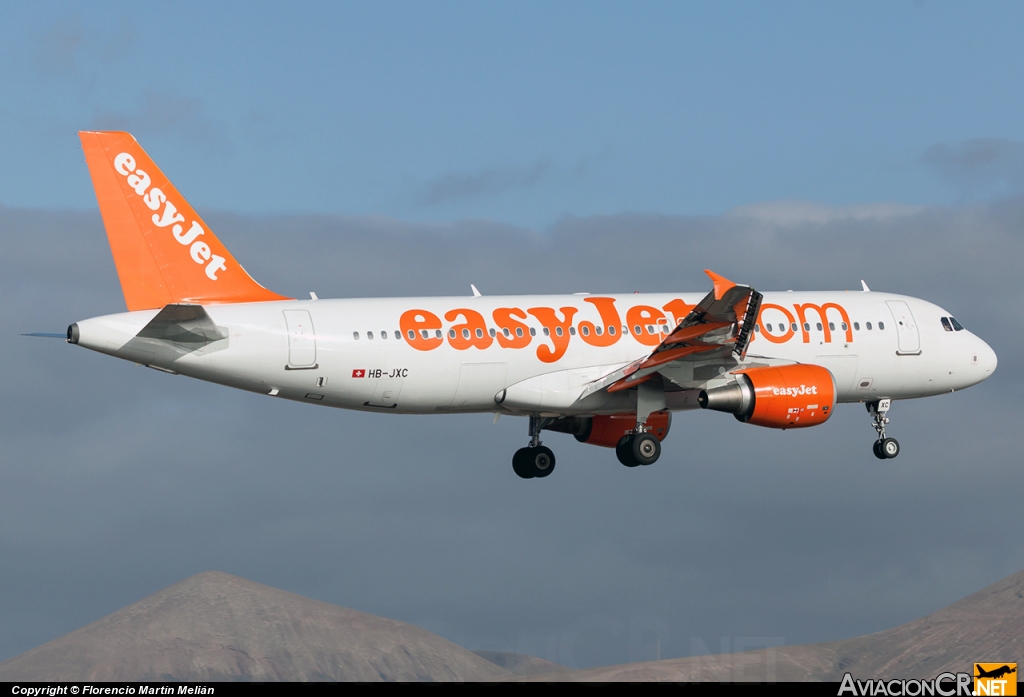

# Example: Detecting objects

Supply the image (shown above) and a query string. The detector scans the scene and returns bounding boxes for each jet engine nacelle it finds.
[698,364,836,429]
[544,411,671,448]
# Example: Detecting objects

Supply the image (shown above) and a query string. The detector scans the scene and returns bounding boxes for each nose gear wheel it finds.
[867,399,900,459]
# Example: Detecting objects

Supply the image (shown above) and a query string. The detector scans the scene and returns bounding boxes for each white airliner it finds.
[54,132,997,478]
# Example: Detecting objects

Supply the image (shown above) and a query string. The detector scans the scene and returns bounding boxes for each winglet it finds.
[860,280,870,292]
[79,131,292,311]
[704,270,737,300]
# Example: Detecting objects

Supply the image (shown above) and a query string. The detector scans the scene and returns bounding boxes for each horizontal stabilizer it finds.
[136,304,227,345]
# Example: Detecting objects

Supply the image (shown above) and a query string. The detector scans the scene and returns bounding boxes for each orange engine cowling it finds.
[698,364,836,429]
[543,411,671,448]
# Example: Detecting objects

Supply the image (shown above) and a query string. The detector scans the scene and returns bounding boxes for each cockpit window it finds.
[940,317,952,332]
[949,317,965,331]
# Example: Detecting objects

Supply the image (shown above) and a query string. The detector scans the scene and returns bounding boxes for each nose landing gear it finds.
[512,416,557,479]
[868,399,900,459]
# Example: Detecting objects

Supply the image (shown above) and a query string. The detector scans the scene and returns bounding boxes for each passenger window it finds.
[829,322,835,331]
[543,327,550,336]
[754,324,760,333]
[530,327,537,337]
[853,322,860,331]
[878,322,885,330]
[622,325,629,335]
[407,330,415,340]
[503,328,511,337]
[608,326,616,335]
[866,322,872,330]
[569,327,576,336]
[516,327,524,337]
[841,323,847,331]
[940,317,952,331]
[581,326,590,336]
[816,323,822,331]
[791,323,798,332]
[595,326,603,336]
[449,329,456,339]
[646,325,654,334]
[421,329,430,339]
[475,328,483,338]
[950,317,964,331]
[556,327,564,336]
[380,330,387,340]
[661,324,669,333]
[462,328,470,339]
[395,330,401,340]
[803,323,810,331]
[489,328,496,338]
[353,331,360,340]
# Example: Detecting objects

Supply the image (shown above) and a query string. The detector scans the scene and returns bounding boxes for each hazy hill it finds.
[0,571,511,682]
[2,567,1021,682]
[527,568,1024,681]
[472,650,568,676]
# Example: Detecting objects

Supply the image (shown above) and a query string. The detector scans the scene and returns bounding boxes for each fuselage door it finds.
[283,310,317,369]
[886,301,921,355]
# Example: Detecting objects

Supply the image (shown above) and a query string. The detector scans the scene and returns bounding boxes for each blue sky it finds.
[3,2,1024,227]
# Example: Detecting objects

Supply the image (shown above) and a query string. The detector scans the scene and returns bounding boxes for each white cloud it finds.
[726,200,924,227]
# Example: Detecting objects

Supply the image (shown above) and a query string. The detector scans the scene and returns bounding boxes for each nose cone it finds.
[954,334,997,391]
[978,339,998,378]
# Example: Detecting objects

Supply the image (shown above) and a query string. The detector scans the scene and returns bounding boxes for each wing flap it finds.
[591,271,762,396]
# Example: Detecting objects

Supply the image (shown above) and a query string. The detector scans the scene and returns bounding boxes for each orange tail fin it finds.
[79,131,291,311]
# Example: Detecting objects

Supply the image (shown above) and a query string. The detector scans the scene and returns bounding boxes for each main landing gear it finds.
[513,417,556,479]
[616,377,665,468]
[615,432,661,468]
[868,399,900,460]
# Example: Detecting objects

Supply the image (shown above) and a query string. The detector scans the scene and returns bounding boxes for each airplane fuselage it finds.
[71,290,996,416]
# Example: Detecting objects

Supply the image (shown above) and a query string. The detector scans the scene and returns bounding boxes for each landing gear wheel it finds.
[879,438,900,459]
[616,435,640,467]
[532,446,556,478]
[512,448,535,479]
[512,446,556,478]
[868,400,899,460]
[632,433,661,465]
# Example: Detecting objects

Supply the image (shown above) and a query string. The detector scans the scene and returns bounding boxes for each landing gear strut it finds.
[615,379,665,468]
[868,399,900,459]
[512,416,556,479]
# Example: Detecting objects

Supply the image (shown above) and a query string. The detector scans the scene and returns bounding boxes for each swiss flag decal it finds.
[352,369,366,378]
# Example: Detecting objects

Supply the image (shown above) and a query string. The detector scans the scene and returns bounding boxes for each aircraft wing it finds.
[581,270,762,398]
